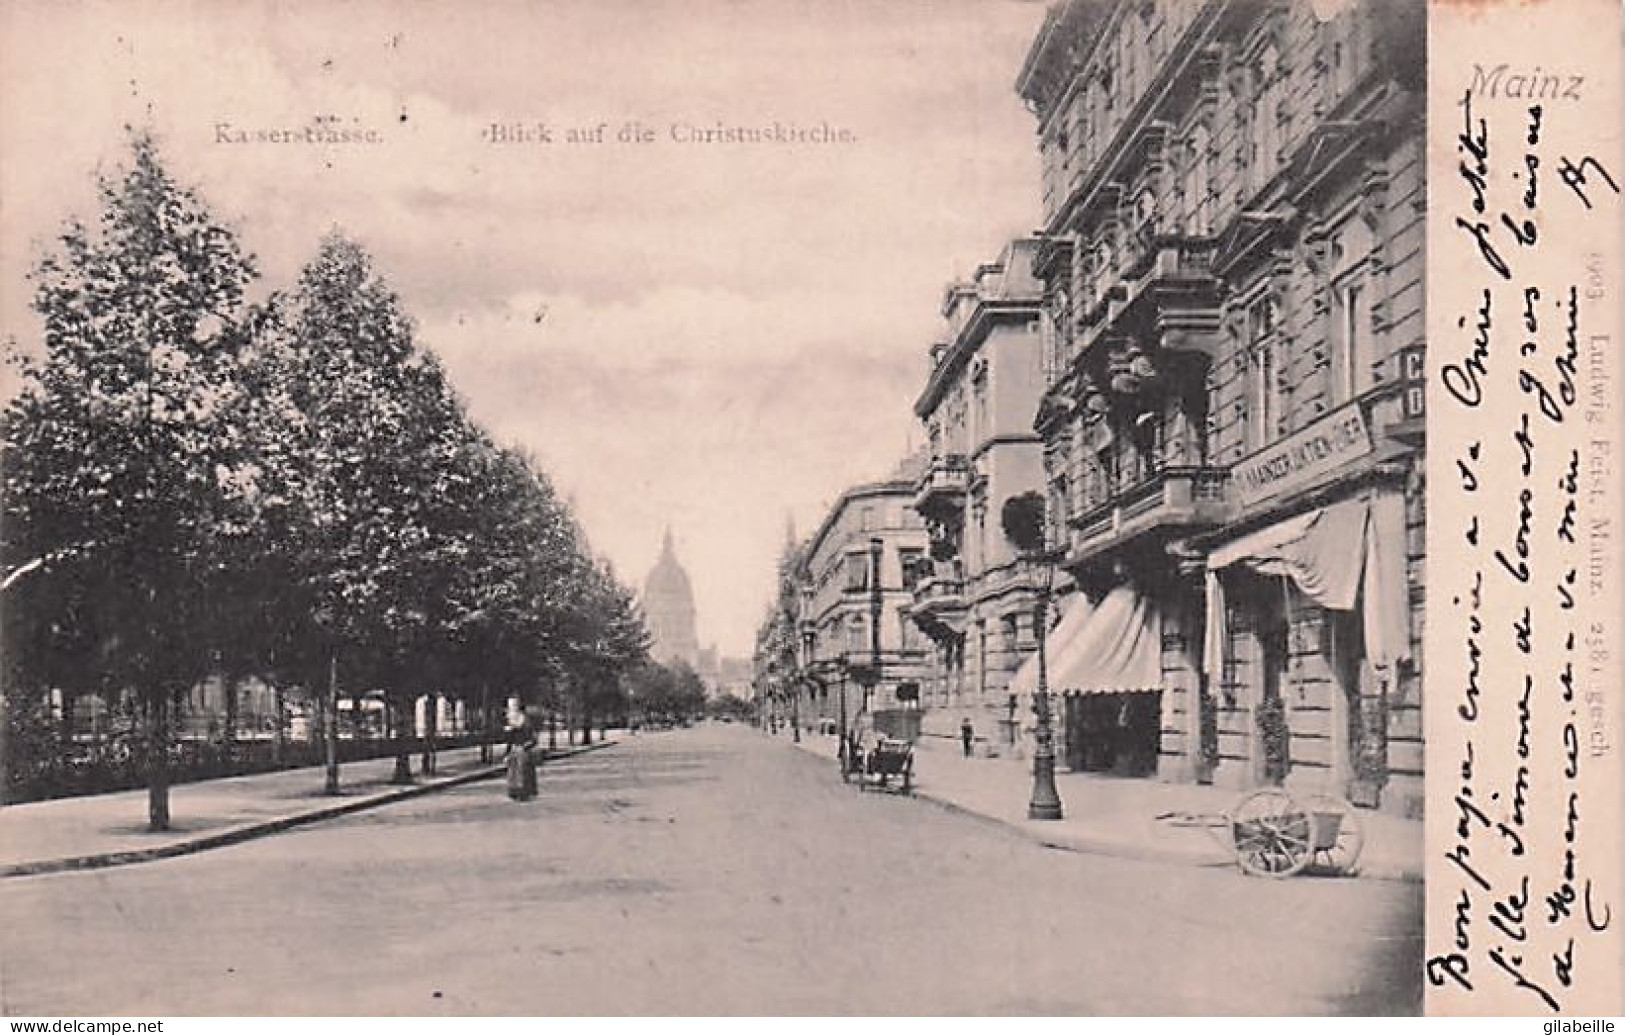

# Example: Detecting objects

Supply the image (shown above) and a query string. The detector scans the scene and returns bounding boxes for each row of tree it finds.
[0,134,650,826]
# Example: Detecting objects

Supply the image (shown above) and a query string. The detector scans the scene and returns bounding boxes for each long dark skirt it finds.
[506,746,538,800]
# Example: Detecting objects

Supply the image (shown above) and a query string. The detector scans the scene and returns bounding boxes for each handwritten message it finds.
[1427,2,1623,1016]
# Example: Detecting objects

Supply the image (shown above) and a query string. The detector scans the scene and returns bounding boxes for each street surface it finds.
[0,725,1422,1015]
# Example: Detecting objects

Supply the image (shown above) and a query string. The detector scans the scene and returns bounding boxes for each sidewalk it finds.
[0,740,616,879]
[787,730,1423,882]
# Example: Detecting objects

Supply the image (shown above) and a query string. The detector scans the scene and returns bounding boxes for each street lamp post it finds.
[837,661,850,774]
[1002,491,1063,821]
[791,676,801,743]
[1027,561,1063,820]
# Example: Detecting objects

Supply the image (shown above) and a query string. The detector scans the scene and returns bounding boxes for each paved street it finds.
[0,725,1421,1016]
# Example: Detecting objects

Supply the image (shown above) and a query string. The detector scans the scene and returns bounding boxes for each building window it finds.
[1328,217,1376,404]
[847,615,868,654]
[1183,126,1212,235]
[971,365,989,447]
[1332,274,1371,403]
[899,547,924,590]
[1250,43,1283,196]
[1001,613,1019,652]
[844,553,868,592]
[1246,295,1281,450]
[898,608,918,653]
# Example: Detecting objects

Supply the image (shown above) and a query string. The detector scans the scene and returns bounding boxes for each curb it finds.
[0,740,618,880]
[791,737,1423,884]
[913,783,1423,883]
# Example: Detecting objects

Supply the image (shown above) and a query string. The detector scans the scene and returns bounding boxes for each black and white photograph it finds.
[1,0,1616,1019]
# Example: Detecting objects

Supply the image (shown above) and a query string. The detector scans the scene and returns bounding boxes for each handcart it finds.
[1157,788,1365,878]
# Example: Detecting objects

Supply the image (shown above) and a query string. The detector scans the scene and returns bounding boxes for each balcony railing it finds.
[910,571,966,616]
[1067,465,1231,565]
[913,453,971,518]
[1076,234,1223,361]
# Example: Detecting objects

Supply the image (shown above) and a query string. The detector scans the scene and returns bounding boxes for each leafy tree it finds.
[269,231,481,789]
[557,559,649,742]
[1000,491,1047,556]
[2,133,260,829]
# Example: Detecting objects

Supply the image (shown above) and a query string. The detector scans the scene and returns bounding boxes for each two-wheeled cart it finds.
[1157,788,1365,878]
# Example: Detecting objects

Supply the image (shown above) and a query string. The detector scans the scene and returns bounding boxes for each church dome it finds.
[644,530,694,603]
[642,529,699,668]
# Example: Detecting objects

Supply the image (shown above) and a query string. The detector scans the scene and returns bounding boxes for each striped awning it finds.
[1008,585,1163,697]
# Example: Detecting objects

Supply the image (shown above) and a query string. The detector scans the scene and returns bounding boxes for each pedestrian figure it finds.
[960,717,975,758]
[506,722,539,802]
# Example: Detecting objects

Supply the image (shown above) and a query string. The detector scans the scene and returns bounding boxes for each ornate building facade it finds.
[643,529,701,669]
[795,453,932,735]
[907,238,1050,740]
[1016,0,1426,814]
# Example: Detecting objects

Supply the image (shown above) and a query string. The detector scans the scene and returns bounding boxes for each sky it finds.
[0,0,1046,657]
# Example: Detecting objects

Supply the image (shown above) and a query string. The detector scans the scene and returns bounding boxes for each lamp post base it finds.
[1028,753,1064,820]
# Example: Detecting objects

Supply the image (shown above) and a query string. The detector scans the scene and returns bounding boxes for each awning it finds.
[1006,593,1092,698]
[1008,585,1163,697]
[1202,491,1411,688]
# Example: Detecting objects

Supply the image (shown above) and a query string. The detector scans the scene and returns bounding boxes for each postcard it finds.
[0,0,1619,1020]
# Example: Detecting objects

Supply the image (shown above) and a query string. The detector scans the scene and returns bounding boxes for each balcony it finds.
[912,453,971,520]
[1067,466,1231,566]
[1078,234,1224,361]
[905,569,967,642]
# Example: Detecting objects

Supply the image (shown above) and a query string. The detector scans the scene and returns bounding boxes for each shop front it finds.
[1008,583,1165,778]
[1201,489,1409,802]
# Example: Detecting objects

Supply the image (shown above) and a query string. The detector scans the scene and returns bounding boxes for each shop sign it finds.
[1232,400,1373,507]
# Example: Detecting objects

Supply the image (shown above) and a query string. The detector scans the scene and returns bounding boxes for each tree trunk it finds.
[421,694,438,776]
[58,689,77,749]
[146,694,171,832]
[324,653,341,795]
[271,683,286,767]
[478,681,493,764]
[391,694,413,784]
[223,674,239,747]
[581,710,592,745]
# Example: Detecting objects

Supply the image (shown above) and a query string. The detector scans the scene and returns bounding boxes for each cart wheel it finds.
[1302,793,1365,876]
[1230,788,1313,878]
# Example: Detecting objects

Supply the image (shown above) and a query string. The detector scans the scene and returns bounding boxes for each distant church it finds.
[642,529,700,669]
